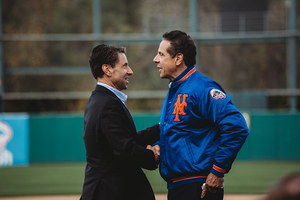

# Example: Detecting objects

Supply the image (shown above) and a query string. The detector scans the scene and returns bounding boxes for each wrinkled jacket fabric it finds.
[158,66,249,189]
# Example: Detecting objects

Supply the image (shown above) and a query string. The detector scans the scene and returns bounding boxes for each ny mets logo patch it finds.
[173,94,188,122]
[210,89,226,101]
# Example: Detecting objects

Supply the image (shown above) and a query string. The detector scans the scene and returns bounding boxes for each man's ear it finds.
[102,64,111,76]
[175,53,184,66]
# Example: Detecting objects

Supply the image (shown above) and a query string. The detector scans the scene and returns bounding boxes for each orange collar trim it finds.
[178,67,196,82]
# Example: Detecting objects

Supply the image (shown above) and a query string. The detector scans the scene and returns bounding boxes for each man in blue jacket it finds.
[153,30,249,200]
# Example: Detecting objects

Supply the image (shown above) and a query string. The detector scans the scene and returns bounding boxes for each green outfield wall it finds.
[28,112,300,163]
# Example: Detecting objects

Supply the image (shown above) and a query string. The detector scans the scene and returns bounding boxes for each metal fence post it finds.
[288,0,297,112]
[0,0,4,112]
[93,0,101,46]
[190,0,200,70]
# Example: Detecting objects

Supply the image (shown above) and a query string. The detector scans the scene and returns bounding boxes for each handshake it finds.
[146,145,160,165]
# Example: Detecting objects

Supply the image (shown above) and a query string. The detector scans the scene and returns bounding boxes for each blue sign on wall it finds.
[0,113,29,167]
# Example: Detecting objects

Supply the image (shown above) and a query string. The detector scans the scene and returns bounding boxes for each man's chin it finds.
[160,74,167,79]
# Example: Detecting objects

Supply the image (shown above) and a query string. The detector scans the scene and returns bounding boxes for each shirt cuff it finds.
[211,164,226,177]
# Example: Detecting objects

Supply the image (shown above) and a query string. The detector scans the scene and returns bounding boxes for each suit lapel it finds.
[95,85,137,133]
[122,102,137,133]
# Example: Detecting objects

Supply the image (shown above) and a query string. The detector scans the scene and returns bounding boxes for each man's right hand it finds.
[147,145,160,164]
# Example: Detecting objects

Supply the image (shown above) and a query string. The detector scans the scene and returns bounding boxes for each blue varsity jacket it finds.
[158,66,249,189]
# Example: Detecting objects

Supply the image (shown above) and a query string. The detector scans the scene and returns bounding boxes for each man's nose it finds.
[153,54,159,63]
[127,66,133,75]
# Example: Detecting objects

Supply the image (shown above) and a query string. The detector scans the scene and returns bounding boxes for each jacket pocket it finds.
[184,133,214,165]
[183,137,196,164]
[163,136,195,175]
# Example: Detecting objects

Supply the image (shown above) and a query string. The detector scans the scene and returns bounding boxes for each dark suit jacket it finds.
[81,85,160,200]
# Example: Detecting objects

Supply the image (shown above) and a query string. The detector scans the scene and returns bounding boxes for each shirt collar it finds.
[97,82,128,105]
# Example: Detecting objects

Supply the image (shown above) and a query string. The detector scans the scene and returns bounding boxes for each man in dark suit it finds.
[80,44,160,200]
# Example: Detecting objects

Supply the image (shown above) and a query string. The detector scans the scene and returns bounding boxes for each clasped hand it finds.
[146,145,160,164]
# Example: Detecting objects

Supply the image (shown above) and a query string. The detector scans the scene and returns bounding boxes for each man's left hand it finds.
[201,172,224,199]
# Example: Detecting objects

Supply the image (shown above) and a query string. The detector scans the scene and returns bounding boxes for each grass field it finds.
[0,161,299,197]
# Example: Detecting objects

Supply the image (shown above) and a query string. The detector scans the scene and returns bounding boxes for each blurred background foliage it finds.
[2,0,300,112]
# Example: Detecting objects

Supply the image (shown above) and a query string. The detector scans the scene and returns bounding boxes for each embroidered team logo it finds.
[173,94,188,122]
[210,89,226,100]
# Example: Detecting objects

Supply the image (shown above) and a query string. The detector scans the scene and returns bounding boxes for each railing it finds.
[143,11,291,34]
[3,89,300,100]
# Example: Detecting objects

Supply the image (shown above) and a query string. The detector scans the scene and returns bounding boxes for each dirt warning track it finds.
[0,194,266,200]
